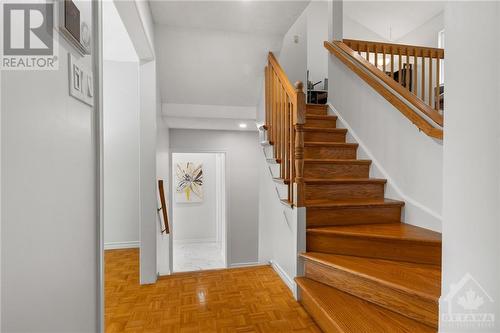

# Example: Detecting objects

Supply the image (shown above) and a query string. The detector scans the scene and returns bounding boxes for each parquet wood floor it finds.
[105,249,321,333]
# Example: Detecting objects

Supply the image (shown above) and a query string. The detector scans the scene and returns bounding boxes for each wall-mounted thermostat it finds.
[68,53,93,106]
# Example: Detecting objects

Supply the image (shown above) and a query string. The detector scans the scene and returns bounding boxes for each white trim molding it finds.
[104,241,140,250]
[270,260,295,293]
[229,261,261,268]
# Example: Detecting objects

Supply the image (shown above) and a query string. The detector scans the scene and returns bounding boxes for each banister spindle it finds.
[398,48,402,85]
[428,50,433,107]
[405,48,410,91]
[413,48,418,95]
[293,81,305,207]
[421,54,426,102]
[435,53,440,111]
[280,87,285,178]
[390,46,394,78]
[382,46,386,73]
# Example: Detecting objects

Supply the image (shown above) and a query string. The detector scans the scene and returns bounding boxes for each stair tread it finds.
[300,252,441,300]
[305,142,358,147]
[280,199,293,208]
[304,159,370,164]
[307,103,328,109]
[306,115,337,120]
[274,178,386,185]
[260,140,273,146]
[306,198,404,208]
[303,127,347,133]
[307,223,441,243]
[296,277,435,333]
[304,178,386,184]
[273,177,289,184]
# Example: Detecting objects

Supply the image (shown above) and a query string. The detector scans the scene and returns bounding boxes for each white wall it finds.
[139,59,158,284]
[278,9,307,88]
[1,13,97,333]
[156,118,170,275]
[343,15,388,42]
[155,25,281,106]
[440,2,500,331]
[103,60,140,249]
[172,153,218,242]
[328,54,443,231]
[257,150,298,291]
[169,129,259,266]
[306,1,329,85]
[396,12,443,48]
[115,0,159,284]
[274,1,329,105]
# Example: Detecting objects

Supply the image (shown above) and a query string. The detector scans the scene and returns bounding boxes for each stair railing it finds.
[343,39,444,116]
[265,52,306,207]
[157,180,170,234]
[325,40,444,139]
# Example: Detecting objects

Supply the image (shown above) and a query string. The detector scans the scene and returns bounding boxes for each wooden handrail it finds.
[158,180,170,234]
[265,52,306,206]
[267,52,297,98]
[344,39,444,59]
[324,41,443,140]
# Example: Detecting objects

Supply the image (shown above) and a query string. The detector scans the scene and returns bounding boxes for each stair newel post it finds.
[293,81,306,207]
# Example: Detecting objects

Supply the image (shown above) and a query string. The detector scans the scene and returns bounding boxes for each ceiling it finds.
[102,1,138,62]
[344,1,445,41]
[150,1,310,35]
[151,1,310,131]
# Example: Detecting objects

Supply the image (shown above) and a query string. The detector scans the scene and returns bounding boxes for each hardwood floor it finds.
[105,249,321,332]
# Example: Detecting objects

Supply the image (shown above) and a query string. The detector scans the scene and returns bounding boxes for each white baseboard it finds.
[270,260,295,293]
[104,241,140,250]
[173,238,217,244]
[229,261,261,268]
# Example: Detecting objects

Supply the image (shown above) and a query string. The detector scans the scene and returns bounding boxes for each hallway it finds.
[105,249,320,332]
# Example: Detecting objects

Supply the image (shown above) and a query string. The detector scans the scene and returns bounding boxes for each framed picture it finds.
[175,162,204,203]
[58,0,91,55]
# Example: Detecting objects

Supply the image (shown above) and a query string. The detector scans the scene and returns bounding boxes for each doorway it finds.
[171,152,227,272]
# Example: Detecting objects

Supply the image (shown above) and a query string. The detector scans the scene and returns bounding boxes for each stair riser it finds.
[306,233,441,265]
[304,260,438,328]
[305,118,337,128]
[304,131,346,143]
[304,163,370,179]
[305,183,385,202]
[307,205,402,227]
[304,146,357,159]
[306,107,328,116]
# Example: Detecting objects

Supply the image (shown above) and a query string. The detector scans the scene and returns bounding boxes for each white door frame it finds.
[169,149,230,274]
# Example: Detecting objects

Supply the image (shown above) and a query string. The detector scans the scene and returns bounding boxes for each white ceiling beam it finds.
[162,103,257,120]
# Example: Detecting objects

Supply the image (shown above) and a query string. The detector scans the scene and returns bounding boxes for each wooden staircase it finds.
[264,52,441,332]
[293,104,441,332]
[267,103,441,332]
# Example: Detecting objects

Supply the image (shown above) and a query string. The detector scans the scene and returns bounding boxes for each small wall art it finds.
[175,162,204,203]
